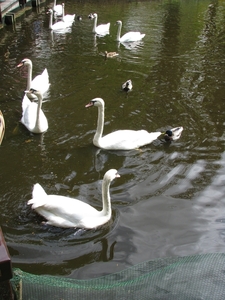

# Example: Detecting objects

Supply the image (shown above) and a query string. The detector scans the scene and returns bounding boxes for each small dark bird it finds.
[122,79,132,92]
[164,127,183,141]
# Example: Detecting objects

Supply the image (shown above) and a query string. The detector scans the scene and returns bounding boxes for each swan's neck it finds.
[27,62,32,90]
[93,16,97,32]
[93,104,104,147]
[53,0,56,6]
[116,22,122,41]
[35,93,43,130]
[49,13,53,29]
[101,178,111,217]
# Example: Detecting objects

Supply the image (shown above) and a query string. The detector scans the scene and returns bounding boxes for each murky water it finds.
[0,0,225,279]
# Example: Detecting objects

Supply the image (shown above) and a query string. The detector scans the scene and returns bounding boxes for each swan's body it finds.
[122,79,132,92]
[48,9,72,31]
[62,3,75,24]
[116,20,145,42]
[0,110,5,145]
[164,127,183,141]
[17,58,50,100]
[105,51,119,58]
[21,89,48,134]
[89,13,110,35]
[27,169,120,229]
[85,98,161,150]
[53,0,63,18]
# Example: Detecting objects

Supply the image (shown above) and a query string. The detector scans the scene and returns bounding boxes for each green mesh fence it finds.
[11,253,225,300]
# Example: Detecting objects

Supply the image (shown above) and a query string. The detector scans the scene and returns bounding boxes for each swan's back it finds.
[31,68,49,95]
[97,130,161,150]
[120,32,145,42]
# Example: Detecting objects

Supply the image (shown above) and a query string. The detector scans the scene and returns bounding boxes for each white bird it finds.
[21,89,48,134]
[0,110,5,145]
[122,79,132,92]
[27,169,120,229]
[53,0,63,19]
[164,127,183,141]
[62,3,75,25]
[17,58,50,100]
[116,20,145,42]
[89,13,110,35]
[48,9,72,31]
[85,98,161,150]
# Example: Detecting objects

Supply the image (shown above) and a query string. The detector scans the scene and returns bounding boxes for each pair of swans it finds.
[88,13,145,42]
[28,169,120,229]
[48,8,74,31]
[17,58,50,99]
[21,89,48,134]
[85,98,183,150]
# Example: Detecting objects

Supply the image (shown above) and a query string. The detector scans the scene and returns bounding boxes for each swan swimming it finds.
[21,89,48,134]
[85,98,161,150]
[48,9,72,31]
[17,58,50,99]
[53,0,63,19]
[27,169,120,229]
[116,20,145,42]
[62,3,75,24]
[89,13,110,35]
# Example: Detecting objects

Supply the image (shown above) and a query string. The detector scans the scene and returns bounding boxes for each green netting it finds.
[11,253,225,300]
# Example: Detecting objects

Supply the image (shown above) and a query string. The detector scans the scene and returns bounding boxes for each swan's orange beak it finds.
[85,102,94,108]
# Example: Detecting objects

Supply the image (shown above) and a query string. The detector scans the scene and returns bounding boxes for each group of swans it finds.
[16,9,182,230]
[88,13,145,42]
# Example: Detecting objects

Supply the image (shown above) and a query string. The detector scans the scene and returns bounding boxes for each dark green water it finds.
[0,0,225,279]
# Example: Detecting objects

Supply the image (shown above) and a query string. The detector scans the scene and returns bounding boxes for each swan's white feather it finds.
[21,91,48,134]
[86,98,161,150]
[27,169,119,229]
[116,20,145,42]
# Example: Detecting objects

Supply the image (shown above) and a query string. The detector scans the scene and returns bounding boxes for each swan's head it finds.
[116,20,122,26]
[25,88,42,98]
[85,98,105,109]
[104,169,120,183]
[48,9,53,15]
[17,58,32,68]
[164,126,183,141]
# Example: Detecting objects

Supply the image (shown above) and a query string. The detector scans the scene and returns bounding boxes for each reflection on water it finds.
[0,0,225,279]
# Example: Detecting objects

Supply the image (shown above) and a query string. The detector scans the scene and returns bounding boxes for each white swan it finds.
[17,58,50,99]
[27,169,120,229]
[164,127,183,141]
[48,9,72,31]
[21,89,48,134]
[53,0,63,19]
[89,13,110,35]
[0,110,5,145]
[116,20,145,42]
[85,98,161,150]
[62,3,75,25]
[122,79,132,92]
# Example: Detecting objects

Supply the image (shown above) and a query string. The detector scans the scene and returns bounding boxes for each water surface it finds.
[0,0,225,279]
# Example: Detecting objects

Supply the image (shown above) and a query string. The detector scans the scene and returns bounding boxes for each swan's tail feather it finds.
[27,183,48,208]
